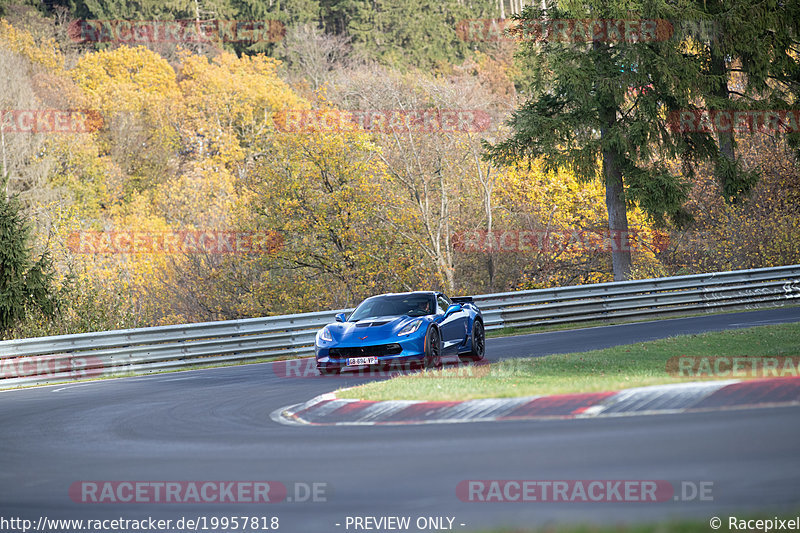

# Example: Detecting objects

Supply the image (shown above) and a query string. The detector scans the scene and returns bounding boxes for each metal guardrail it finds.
[1,265,798,388]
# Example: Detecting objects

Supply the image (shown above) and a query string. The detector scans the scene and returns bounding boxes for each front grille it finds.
[329,344,402,358]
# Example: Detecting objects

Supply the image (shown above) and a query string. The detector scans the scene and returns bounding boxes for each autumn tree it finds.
[278,23,352,92]
[0,19,68,200]
[327,63,506,292]
[150,50,309,320]
[663,133,800,273]
[245,127,436,311]
[72,45,182,196]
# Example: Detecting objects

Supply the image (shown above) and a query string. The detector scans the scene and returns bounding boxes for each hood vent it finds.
[356,321,390,327]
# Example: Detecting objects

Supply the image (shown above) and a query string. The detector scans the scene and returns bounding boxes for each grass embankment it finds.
[483,305,800,339]
[336,322,800,402]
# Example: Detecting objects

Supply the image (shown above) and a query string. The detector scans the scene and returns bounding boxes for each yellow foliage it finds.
[0,19,63,72]
[246,128,435,311]
[155,161,238,227]
[178,51,307,156]
[71,45,180,117]
[494,160,665,287]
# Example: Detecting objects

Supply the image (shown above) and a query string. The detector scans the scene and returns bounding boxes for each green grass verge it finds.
[484,303,800,339]
[336,322,800,402]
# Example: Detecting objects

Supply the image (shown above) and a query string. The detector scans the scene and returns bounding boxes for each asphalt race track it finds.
[1,307,799,532]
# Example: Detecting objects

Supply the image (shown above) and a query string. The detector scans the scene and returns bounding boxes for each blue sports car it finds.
[314,291,485,375]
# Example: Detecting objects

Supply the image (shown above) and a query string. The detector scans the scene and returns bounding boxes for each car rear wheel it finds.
[460,320,485,362]
[423,327,442,370]
[318,367,341,376]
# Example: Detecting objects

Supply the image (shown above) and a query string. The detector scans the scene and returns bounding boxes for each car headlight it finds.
[398,319,423,336]
[318,327,333,342]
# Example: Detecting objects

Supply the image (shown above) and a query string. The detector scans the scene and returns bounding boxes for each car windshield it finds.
[349,294,434,321]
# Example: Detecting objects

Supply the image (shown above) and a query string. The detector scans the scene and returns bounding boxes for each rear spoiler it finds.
[451,296,474,304]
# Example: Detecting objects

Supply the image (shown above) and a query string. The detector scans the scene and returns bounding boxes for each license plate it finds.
[347,356,378,366]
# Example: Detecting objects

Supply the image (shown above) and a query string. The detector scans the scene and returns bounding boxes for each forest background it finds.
[0,0,798,338]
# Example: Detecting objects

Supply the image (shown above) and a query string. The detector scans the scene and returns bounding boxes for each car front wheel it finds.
[423,327,442,369]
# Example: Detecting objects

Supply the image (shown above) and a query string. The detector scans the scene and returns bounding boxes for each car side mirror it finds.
[444,304,462,317]
[334,312,347,322]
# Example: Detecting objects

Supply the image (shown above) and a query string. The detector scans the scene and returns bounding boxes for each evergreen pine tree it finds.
[486,0,719,280]
[0,193,58,336]
[689,0,800,201]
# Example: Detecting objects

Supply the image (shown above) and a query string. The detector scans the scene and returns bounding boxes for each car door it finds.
[436,294,467,354]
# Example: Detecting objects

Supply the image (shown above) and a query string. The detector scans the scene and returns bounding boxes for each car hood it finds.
[324,315,423,343]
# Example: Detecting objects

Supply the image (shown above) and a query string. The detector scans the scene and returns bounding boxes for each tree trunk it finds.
[710,43,737,197]
[438,168,455,293]
[595,42,632,281]
[474,149,495,290]
[603,148,632,281]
